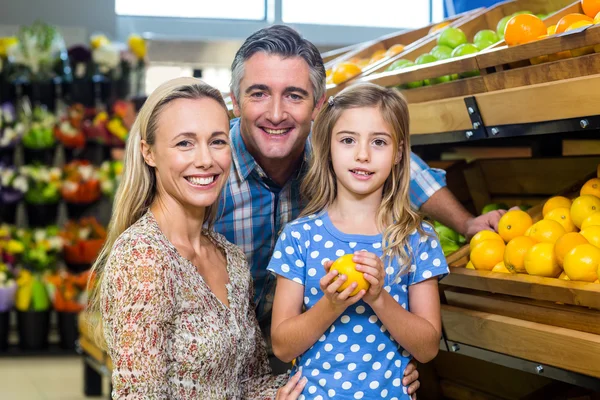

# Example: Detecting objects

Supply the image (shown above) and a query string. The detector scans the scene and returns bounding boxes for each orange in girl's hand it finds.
[504,14,547,46]
[330,254,370,296]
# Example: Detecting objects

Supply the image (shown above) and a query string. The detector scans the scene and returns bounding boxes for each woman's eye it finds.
[212,139,229,146]
[177,140,193,147]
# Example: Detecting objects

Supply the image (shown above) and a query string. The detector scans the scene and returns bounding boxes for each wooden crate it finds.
[347,0,578,103]
[324,11,479,87]
[438,162,600,379]
[321,43,359,63]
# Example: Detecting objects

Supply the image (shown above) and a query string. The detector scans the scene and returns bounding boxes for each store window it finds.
[282,0,437,29]
[145,65,232,95]
[115,0,266,20]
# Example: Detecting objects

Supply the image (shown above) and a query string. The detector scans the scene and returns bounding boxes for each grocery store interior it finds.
[1,0,600,398]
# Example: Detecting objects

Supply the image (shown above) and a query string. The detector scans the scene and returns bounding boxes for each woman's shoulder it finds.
[110,212,173,263]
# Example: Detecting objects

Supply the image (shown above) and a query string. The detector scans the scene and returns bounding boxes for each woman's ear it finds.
[394,140,404,164]
[140,140,156,167]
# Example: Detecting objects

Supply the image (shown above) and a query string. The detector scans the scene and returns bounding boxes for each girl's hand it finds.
[352,251,385,305]
[320,261,366,314]
[276,371,307,399]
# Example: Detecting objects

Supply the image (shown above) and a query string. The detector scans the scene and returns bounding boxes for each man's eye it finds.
[289,94,303,100]
[250,92,265,98]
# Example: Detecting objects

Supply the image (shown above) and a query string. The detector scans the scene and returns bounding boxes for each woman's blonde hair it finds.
[300,82,424,274]
[87,77,228,346]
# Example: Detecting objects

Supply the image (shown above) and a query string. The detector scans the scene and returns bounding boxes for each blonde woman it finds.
[267,83,449,399]
[89,77,306,399]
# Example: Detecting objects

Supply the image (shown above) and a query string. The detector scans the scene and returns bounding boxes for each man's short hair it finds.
[230,25,326,106]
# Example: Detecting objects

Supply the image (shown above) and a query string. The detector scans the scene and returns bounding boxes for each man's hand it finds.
[464,209,507,240]
[403,359,420,399]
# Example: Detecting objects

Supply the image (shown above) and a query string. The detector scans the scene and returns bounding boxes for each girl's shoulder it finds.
[282,211,327,234]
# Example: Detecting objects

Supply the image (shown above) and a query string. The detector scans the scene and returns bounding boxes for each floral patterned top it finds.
[101,211,288,399]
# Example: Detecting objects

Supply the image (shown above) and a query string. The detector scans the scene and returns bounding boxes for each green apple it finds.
[438,27,468,49]
[430,45,454,60]
[387,59,413,71]
[450,73,460,81]
[415,53,438,64]
[496,15,513,38]
[402,80,424,89]
[435,223,460,243]
[475,40,495,50]
[474,29,499,45]
[429,75,452,85]
[481,203,509,214]
[451,43,479,58]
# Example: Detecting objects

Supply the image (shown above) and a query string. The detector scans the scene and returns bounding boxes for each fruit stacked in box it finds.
[385,0,600,89]
[461,170,600,284]
[327,21,452,86]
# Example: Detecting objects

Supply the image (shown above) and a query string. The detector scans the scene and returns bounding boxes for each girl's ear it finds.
[394,140,404,165]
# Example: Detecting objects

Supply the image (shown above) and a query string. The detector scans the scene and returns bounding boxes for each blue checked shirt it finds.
[214,118,447,324]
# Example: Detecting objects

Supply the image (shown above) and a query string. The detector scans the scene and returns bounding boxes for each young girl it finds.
[267,83,449,399]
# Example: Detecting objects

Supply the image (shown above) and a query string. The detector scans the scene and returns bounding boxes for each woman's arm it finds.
[102,241,175,398]
[270,271,365,363]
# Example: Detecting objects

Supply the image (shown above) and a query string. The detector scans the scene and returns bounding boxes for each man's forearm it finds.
[420,187,474,236]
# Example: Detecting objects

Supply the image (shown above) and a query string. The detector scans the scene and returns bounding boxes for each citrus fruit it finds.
[581,225,600,248]
[474,29,500,45]
[528,219,566,244]
[470,240,506,271]
[543,196,572,217]
[582,211,600,229]
[571,195,600,229]
[498,210,533,242]
[330,254,370,296]
[466,261,475,270]
[581,178,600,198]
[504,14,547,46]
[582,0,600,18]
[492,261,511,273]
[430,45,454,60]
[595,12,600,24]
[555,232,589,266]
[470,230,504,249]
[386,44,405,57]
[544,207,576,233]
[332,62,362,85]
[567,21,594,32]
[369,49,387,64]
[556,13,594,34]
[504,236,537,273]
[547,25,557,35]
[430,21,451,34]
[525,242,562,277]
[559,271,570,280]
[563,244,600,282]
[356,58,371,69]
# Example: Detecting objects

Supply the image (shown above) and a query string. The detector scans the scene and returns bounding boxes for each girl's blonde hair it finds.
[87,77,228,346]
[300,82,424,274]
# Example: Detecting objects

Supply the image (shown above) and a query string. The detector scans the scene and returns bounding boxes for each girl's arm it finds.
[369,279,442,363]
[271,271,365,363]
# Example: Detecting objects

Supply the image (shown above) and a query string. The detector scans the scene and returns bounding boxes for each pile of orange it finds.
[503,0,600,50]
[465,173,600,284]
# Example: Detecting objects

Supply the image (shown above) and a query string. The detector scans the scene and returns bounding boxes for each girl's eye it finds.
[341,137,354,145]
[373,139,387,146]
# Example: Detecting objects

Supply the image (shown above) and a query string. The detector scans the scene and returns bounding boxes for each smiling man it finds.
[212,24,502,391]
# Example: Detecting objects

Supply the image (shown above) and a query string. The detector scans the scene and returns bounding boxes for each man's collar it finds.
[230,117,312,183]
